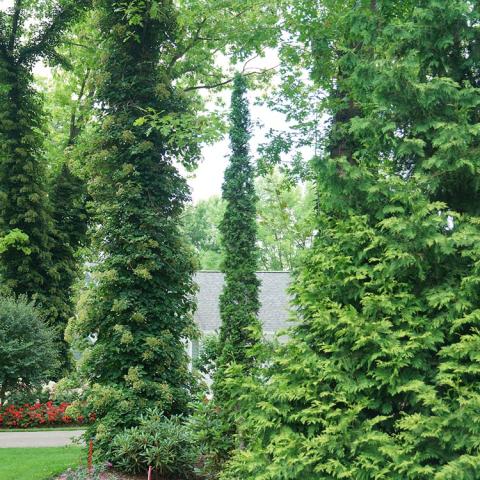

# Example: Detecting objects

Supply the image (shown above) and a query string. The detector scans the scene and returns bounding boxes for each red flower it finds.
[0,401,94,429]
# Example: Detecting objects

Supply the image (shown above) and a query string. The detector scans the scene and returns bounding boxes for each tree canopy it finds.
[183,170,314,272]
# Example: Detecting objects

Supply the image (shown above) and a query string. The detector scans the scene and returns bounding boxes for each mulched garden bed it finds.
[56,469,145,480]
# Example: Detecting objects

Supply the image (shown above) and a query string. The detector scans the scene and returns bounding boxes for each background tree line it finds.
[183,169,315,272]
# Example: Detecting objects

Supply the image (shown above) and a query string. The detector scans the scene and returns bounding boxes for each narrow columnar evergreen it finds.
[217,74,260,374]
[223,2,480,479]
[0,1,89,370]
[75,0,197,455]
[202,74,260,478]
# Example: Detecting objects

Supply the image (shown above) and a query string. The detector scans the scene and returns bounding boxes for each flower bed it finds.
[0,402,93,429]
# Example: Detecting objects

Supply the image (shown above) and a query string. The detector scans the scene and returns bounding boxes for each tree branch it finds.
[18,1,88,65]
[183,64,278,93]
[68,67,91,146]
[167,17,207,71]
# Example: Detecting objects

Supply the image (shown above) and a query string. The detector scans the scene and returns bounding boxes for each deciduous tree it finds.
[0,295,59,405]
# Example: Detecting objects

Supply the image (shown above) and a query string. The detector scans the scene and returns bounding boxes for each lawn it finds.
[0,446,84,480]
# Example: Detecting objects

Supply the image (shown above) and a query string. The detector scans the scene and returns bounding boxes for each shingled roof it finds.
[193,271,292,336]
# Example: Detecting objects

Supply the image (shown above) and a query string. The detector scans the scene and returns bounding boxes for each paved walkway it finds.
[0,430,85,448]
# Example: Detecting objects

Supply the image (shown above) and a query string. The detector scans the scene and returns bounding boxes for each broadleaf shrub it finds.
[110,409,198,478]
[0,295,60,404]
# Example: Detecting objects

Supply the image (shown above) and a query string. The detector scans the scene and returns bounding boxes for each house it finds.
[190,271,292,358]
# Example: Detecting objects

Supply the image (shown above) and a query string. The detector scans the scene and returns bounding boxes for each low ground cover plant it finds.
[0,401,93,428]
[59,464,114,480]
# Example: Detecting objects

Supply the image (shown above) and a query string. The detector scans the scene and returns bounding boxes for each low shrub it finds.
[110,408,198,478]
[0,401,93,428]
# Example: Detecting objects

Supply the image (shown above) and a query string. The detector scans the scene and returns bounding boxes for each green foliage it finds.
[69,0,198,458]
[0,296,59,404]
[63,464,111,480]
[0,229,30,256]
[195,74,261,479]
[217,73,260,372]
[110,409,198,478]
[0,1,90,370]
[183,170,314,272]
[40,11,102,178]
[256,170,315,271]
[170,0,280,92]
[189,397,233,480]
[0,58,58,321]
[4,385,51,406]
[50,163,89,364]
[222,1,480,479]
[193,333,221,378]
[183,198,226,270]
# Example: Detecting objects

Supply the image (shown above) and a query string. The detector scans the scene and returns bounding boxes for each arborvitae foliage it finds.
[50,163,88,365]
[73,0,197,455]
[0,1,89,369]
[223,2,480,479]
[217,74,260,373]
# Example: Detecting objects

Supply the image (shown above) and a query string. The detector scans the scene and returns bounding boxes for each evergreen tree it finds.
[73,0,197,455]
[0,1,89,369]
[223,1,480,479]
[217,73,260,373]
[198,74,260,479]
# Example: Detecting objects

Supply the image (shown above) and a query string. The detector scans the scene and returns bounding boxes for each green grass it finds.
[0,446,84,480]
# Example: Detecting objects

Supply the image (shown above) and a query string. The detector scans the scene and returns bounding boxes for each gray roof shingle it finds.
[193,271,292,335]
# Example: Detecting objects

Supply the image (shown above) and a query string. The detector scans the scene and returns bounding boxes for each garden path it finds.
[0,430,85,448]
